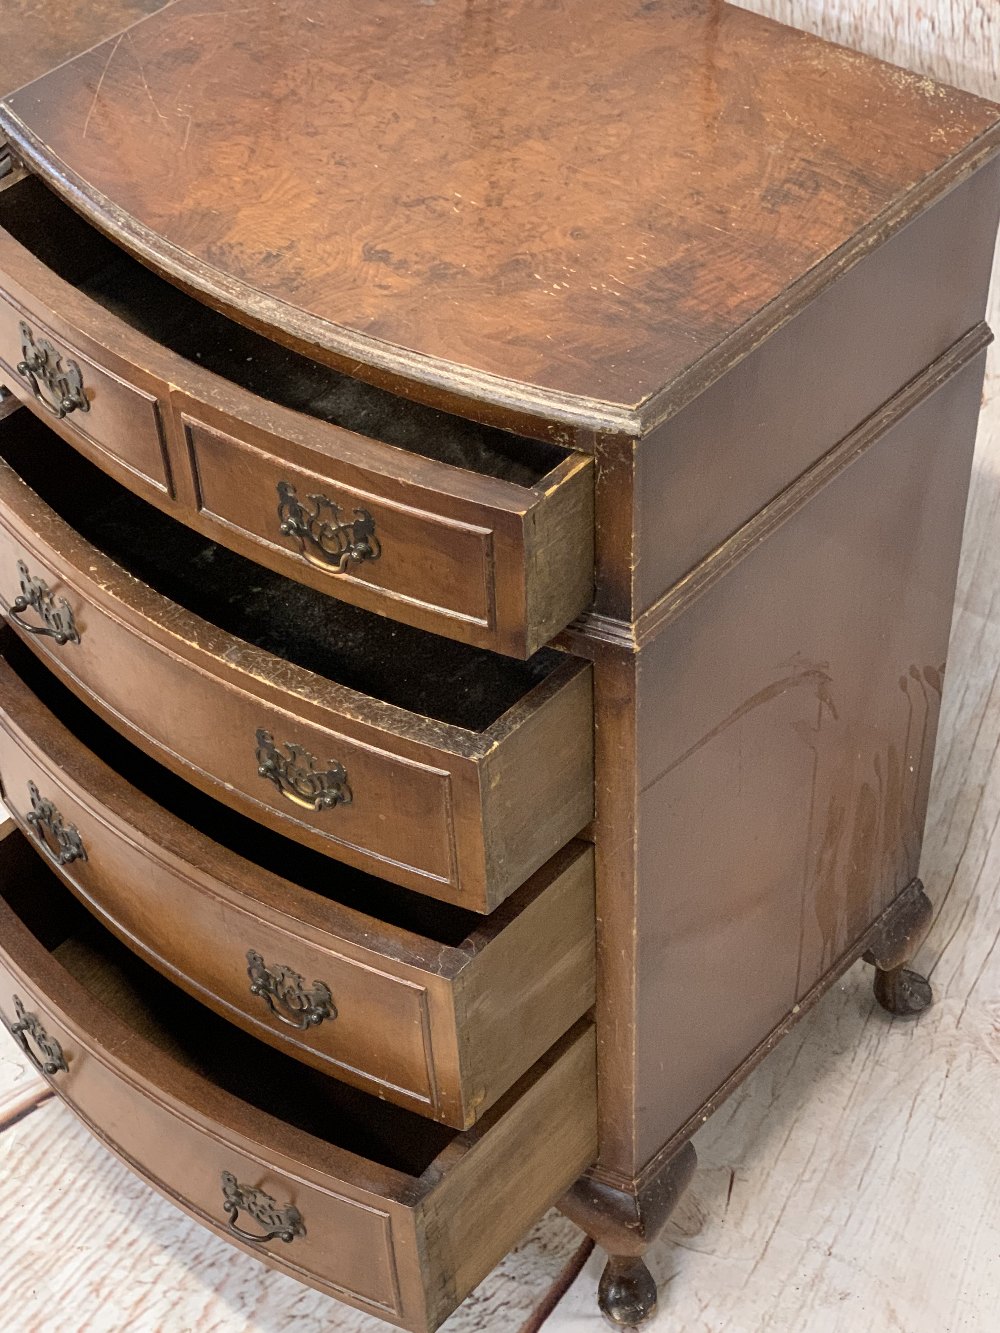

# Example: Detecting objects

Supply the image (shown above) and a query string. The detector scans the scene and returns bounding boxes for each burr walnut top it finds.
[2,0,998,435]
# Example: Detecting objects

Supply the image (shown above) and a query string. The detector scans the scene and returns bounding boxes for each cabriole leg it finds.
[863,878,934,1016]
[558,1140,697,1328]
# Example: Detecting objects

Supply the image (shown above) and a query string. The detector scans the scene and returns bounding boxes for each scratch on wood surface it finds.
[82,32,124,141]
[127,33,169,129]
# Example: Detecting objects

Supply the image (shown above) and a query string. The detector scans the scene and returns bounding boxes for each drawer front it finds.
[184,414,592,658]
[0,653,596,1126]
[0,291,171,497]
[0,720,440,1112]
[0,838,598,1332]
[0,479,594,911]
[0,212,593,657]
[0,959,411,1321]
[187,415,496,632]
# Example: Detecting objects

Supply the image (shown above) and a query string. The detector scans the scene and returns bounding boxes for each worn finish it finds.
[0,180,593,656]
[0,827,598,1331]
[559,1143,698,1328]
[632,161,1000,617]
[863,879,935,1016]
[0,646,595,1127]
[2,0,999,434]
[622,347,987,1175]
[0,2,998,1329]
[0,0,168,101]
[0,417,594,912]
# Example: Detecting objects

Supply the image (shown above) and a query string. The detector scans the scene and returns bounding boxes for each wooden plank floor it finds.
[2,7,998,1326]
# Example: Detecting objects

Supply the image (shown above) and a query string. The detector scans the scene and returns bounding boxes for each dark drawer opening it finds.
[1,630,488,947]
[0,411,569,731]
[3,836,458,1174]
[0,175,567,484]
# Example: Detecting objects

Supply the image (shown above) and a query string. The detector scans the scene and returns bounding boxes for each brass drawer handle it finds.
[255,729,352,811]
[6,995,68,1075]
[220,1171,305,1245]
[276,480,380,573]
[26,780,88,866]
[17,321,90,419]
[8,560,80,645]
[246,950,336,1030]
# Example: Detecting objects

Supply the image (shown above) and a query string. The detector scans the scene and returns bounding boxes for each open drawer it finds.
[0,411,594,912]
[0,174,593,657]
[0,825,597,1331]
[0,634,595,1127]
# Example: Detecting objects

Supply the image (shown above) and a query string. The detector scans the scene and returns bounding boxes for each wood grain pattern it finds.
[0,1093,587,1332]
[0,0,168,100]
[0,426,594,912]
[0,651,595,1127]
[0,181,594,656]
[2,4,997,1331]
[633,162,1000,616]
[544,327,1000,1333]
[627,345,987,1171]
[0,287,172,494]
[2,0,998,434]
[0,835,598,1332]
[6,361,1000,1328]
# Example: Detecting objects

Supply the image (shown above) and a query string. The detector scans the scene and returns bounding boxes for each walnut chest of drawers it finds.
[0,2,998,1329]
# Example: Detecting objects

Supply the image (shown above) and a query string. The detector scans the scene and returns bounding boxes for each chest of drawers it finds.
[0,2,998,1329]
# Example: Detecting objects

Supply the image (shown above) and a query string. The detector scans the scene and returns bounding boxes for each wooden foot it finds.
[597,1256,659,1328]
[558,1140,697,1328]
[872,965,933,1015]
[863,879,934,1017]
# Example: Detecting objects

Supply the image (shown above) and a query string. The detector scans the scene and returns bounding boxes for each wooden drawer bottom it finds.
[0,826,597,1332]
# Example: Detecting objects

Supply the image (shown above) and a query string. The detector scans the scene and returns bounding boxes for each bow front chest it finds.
[0,1,998,1327]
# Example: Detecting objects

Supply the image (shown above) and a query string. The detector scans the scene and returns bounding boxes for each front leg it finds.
[863,878,934,1016]
[559,1141,697,1328]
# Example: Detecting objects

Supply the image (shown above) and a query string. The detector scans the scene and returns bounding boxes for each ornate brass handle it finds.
[17,321,89,419]
[25,780,88,867]
[220,1171,305,1245]
[255,729,352,811]
[5,995,68,1075]
[246,950,336,1030]
[8,559,80,645]
[276,480,380,573]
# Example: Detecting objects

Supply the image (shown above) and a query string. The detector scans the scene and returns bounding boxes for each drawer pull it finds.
[17,321,90,419]
[246,949,337,1030]
[8,560,80,645]
[26,780,88,866]
[6,995,68,1075]
[255,728,352,812]
[276,480,381,573]
[220,1171,306,1245]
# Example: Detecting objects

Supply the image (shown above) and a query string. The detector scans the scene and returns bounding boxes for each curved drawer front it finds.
[0,648,595,1126]
[180,409,593,659]
[0,283,172,500]
[0,455,594,913]
[0,834,598,1333]
[0,189,594,657]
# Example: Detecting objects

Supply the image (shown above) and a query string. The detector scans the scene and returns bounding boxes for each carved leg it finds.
[558,1141,697,1328]
[862,878,934,1016]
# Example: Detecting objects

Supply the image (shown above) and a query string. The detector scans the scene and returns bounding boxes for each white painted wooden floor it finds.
[2,9,999,1330]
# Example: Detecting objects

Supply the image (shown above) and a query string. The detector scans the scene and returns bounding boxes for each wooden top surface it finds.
[2,0,999,435]
[0,0,168,100]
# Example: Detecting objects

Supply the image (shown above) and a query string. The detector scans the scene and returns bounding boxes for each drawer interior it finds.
[3,839,457,1174]
[0,413,566,730]
[0,175,566,484]
[2,631,484,947]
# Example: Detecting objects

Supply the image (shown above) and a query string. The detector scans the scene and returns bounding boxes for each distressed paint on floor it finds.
[1,4,999,1329]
